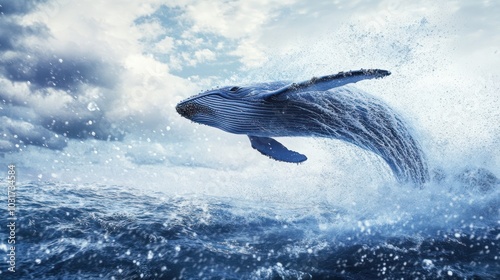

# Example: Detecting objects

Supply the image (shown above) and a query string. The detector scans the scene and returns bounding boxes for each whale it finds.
[176,69,429,185]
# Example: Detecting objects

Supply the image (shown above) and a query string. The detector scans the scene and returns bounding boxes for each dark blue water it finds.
[1,174,498,279]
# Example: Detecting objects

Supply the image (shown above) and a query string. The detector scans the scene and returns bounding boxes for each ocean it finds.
[1,168,498,279]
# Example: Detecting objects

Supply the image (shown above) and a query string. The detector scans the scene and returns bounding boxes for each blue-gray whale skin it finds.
[176,69,429,185]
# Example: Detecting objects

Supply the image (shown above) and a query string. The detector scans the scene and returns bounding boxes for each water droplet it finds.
[87,102,100,111]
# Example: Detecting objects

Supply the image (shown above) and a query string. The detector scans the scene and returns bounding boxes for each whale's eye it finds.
[229,86,240,92]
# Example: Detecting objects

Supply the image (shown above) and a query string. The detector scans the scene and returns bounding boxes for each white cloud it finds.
[109,53,195,127]
[193,49,216,64]
[154,36,175,53]
[0,76,73,118]
[230,39,268,68]
[0,0,202,153]
[23,0,196,117]
[182,1,271,39]
[167,0,297,68]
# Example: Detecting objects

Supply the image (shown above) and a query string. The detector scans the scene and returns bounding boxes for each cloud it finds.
[1,49,119,91]
[141,0,300,71]
[193,49,216,64]
[0,1,125,149]
[1,0,498,180]
[0,18,48,51]
[153,36,175,53]
[230,39,267,68]
[0,0,197,154]
[0,116,66,152]
[0,0,47,16]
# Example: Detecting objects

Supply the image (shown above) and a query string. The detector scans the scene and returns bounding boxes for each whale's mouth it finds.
[176,102,215,120]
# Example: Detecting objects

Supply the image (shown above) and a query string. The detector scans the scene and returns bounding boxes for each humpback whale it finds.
[176,69,429,184]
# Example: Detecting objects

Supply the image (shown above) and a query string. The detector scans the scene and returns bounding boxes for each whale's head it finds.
[176,85,274,134]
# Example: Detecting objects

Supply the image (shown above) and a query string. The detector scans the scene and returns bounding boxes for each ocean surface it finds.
[0,170,498,279]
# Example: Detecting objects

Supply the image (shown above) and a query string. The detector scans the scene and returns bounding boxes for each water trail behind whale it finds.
[284,86,429,184]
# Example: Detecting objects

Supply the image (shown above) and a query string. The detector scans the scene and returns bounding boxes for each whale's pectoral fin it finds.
[263,69,391,100]
[248,136,307,163]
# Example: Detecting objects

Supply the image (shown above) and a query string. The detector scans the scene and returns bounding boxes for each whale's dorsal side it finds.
[248,136,307,163]
[263,69,391,101]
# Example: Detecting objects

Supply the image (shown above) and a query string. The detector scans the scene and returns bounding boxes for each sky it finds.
[0,0,499,192]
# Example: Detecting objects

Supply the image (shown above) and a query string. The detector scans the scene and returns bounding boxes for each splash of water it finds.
[285,86,429,185]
